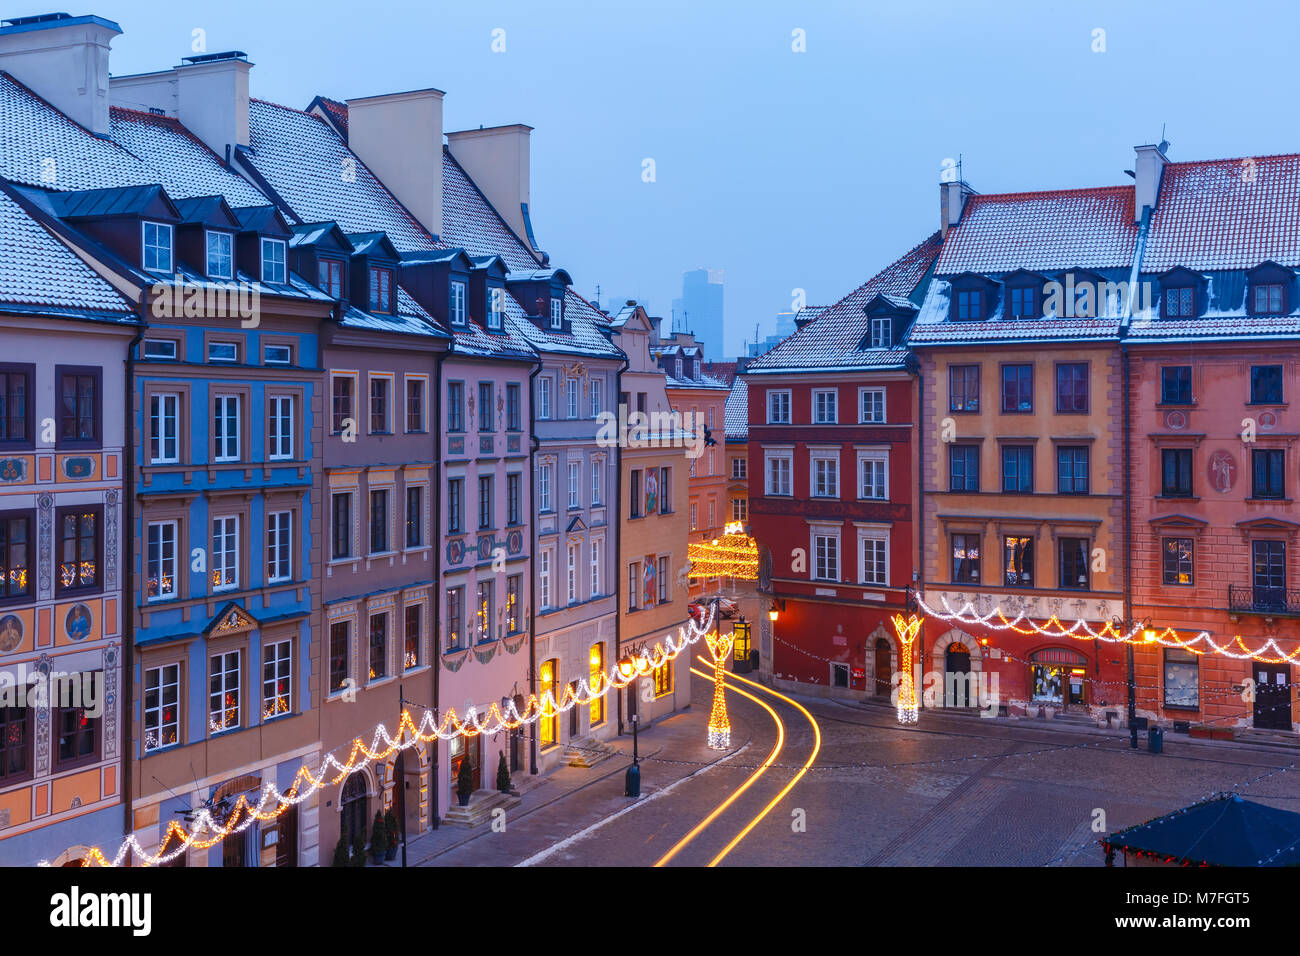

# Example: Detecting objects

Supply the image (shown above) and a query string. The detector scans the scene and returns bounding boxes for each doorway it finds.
[450,733,481,791]
[510,695,525,772]
[944,642,971,707]
[340,772,369,850]
[568,681,580,739]
[874,638,892,697]
[1255,663,1293,731]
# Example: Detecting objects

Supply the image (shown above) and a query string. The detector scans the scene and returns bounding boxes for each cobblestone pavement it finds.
[401,661,1299,867]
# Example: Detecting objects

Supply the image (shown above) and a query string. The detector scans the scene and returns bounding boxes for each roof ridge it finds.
[1168,151,1300,168]
[968,184,1133,202]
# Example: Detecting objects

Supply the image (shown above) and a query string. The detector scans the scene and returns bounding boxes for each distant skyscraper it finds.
[671,268,724,356]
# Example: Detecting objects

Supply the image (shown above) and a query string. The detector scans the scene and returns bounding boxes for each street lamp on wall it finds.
[768,598,785,623]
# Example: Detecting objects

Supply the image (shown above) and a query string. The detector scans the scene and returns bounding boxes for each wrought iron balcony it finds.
[1228,584,1300,616]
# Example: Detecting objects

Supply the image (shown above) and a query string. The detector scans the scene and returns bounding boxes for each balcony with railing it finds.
[1228,584,1300,616]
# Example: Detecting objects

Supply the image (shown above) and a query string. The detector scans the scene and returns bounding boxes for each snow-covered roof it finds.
[724,375,748,441]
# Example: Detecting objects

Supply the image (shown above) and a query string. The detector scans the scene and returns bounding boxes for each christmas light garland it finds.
[686,523,759,580]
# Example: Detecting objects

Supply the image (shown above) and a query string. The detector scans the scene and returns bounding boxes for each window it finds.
[540,659,558,747]
[1252,540,1286,608]
[264,344,291,365]
[675,358,683,379]
[653,658,672,696]
[1165,286,1194,317]
[766,452,792,496]
[369,614,387,680]
[813,389,837,423]
[142,221,173,272]
[1250,365,1283,404]
[329,621,349,693]
[567,461,580,509]
[539,378,552,420]
[507,473,521,525]
[1004,536,1034,586]
[590,538,602,596]
[1163,647,1199,708]
[365,266,393,313]
[370,376,390,434]
[478,476,492,530]
[591,462,603,506]
[1162,537,1194,586]
[0,511,30,604]
[567,543,579,604]
[446,587,464,649]
[404,604,422,670]
[261,238,287,284]
[57,368,98,445]
[811,452,838,498]
[1001,364,1033,413]
[319,258,343,298]
[266,511,291,582]
[566,378,579,419]
[1056,446,1089,495]
[657,555,670,603]
[731,457,747,480]
[813,532,839,581]
[1161,449,1193,497]
[53,507,99,594]
[142,340,176,361]
[589,642,605,725]
[406,486,424,547]
[630,470,642,518]
[949,365,980,412]
[214,394,240,462]
[450,280,467,325]
[505,575,521,633]
[541,549,554,609]
[406,378,425,433]
[590,379,603,418]
[539,463,553,513]
[55,700,99,768]
[1252,449,1285,499]
[708,500,716,530]
[209,650,241,733]
[660,467,673,514]
[207,341,237,363]
[1059,537,1090,590]
[550,297,562,329]
[689,503,697,531]
[859,387,886,424]
[767,389,791,423]
[1001,445,1033,493]
[262,640,292,720]
[332,492,352,559]
[332,375,354,434]
[269,395,293,460]
[478,382,494,433]
[143,664,180,752]
[146,520,177,600]
[956,290,982,320]
[949,445,979,492]
[1008,285,1036,319]
[627,561,639,611]
[1253,283,1285,315]
[848,451,883,500]
[206,230,233,279]
[507,383,521,430]
[448,477,464,533]
[1055,363,1088,413]
[211,515,239,591]
[487,286,504,330]
[475,580,493,642]
[150,393,179,464]
[860,534,887,585]
[1161,366,1192,404]
[447,382,464,431]
[0,706,30,782]
[952,533,981,583]
[732,497,748,521]
[370,489,389,552]
[869,315,891,348]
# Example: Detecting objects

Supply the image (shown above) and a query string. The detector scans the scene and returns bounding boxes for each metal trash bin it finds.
[1148,726,1163,754]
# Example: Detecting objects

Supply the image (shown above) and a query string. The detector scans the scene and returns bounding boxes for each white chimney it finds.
[0,13,120,135]
[940,179,976,239]
[111,52,252,159]
[348,88,444,239]
[1133,142,1168,221]
[446,124,537,253]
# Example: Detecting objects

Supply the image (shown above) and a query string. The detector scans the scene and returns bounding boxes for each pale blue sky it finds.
[53,0,1300,356]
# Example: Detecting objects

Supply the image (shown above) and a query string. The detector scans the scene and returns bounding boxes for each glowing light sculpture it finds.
[891,613,921,724]
[704,612,735,749]
[686,524,759,580]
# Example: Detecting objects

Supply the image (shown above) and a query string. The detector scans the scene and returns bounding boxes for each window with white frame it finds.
[550,297,563,329]
[590,537,601,595]
[567,543,579,604]
[451,280,467,326]
[266,511,291,583]
[657,555,669,603]
[261,238,286,284]
[869,316,891,349]
[539,378,552,420]
[731,457,747,479]
[858,449,889,500]
[568,461,580,509]
[540,548,553,608]
[212,515,239,591]
[590,378,602,417]
[214,394,240,462]
[269,395,293,460]
[206,230,233,280]
[263,639,292,720]
[539,462,554,512]
[811,450,839,498]
[144,663,181,752]
[767,389,791,423]
[566,378,579,419]
[813,389,837,424]
[209,650,241,733]
[147,521,177,600]
[143,221,173,272]
[860,387,886,423]
[859,530,889,585]
[732,497,747,521]
[487,286,504,329]
[812,530,840,582]
[591,460,603,505]
[765,449,793,496]
[150,393,179,464]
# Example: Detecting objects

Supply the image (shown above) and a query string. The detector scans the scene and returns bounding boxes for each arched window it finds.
[540,658,558,748]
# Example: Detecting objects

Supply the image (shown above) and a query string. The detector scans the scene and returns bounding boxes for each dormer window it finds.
[205,231,233,280]
[487,286,504,330]
[319,259,343,298]
[371,267,394,314]
[550,297,563,330]
[450,280,467,326]
[1158,268,1203,320]
[143,222,173,273]
[261,238,287,284]
[1008,286,1036,319]
[1165,286,1194,318]
[956,290,981,320]
[869,316,891,347]
[675,358,683,378]
[1254,284,1285,315]
[1247,263,1293,317]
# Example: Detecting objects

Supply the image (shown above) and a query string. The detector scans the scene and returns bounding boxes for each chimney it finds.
[940,179,976,239]
[445,124,537,254]
[348,88,444,239]
[1133,142,1169,221]
[0,13,120,135]
[111,51,252,159]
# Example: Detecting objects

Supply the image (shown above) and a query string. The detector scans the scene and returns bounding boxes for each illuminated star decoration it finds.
[686,522,758,580]
[704,616,735,749]
[891,613,922,724]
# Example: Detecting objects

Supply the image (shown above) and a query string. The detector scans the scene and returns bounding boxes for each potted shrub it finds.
[456,757,474,807]
[384,807,400,861]
[331,834,350,868]
[369,810,386,865]
[496,752,511,794]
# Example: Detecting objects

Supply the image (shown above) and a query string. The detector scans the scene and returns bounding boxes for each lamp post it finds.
[625,713,640,797]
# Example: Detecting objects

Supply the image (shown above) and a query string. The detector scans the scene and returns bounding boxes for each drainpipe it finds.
[430,341,447,827]
[909,354,926,710]
[122,297,146,855]
[527,356,542,776]
[612,352,629,736]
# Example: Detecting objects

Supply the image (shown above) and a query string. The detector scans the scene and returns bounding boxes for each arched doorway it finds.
[340,771,368,849]
[873,638,892,697]
[944,642,972,707]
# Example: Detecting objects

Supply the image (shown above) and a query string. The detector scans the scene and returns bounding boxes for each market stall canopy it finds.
[1103,794,1300,866]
